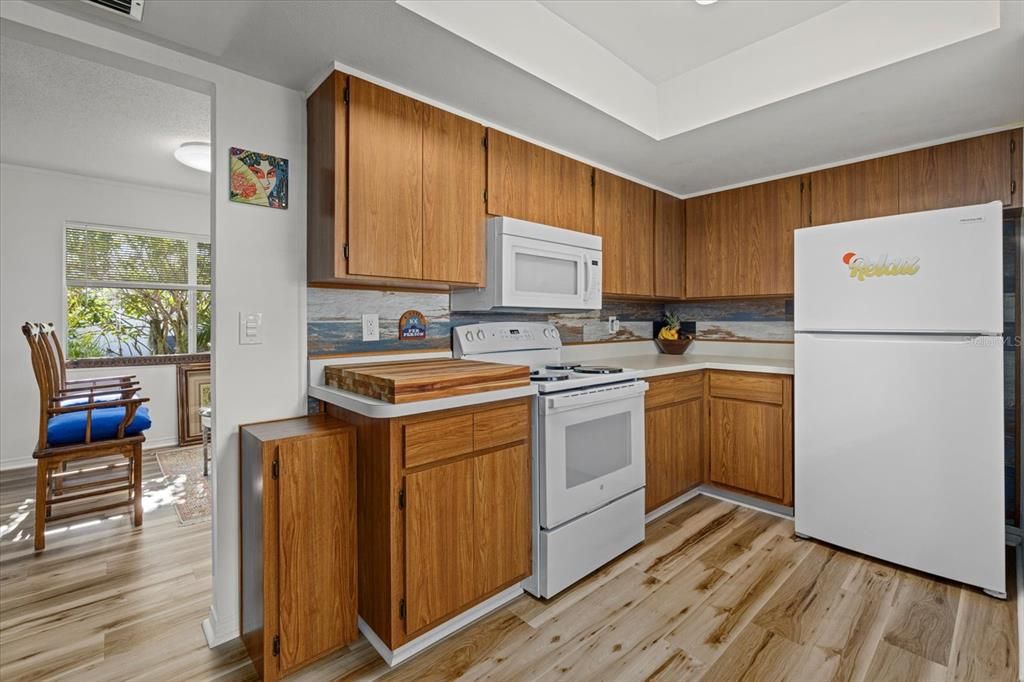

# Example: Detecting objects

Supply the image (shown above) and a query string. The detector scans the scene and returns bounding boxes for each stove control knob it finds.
[476,330,486,341]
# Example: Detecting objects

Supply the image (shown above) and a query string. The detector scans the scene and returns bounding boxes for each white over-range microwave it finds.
[451,216,602,311]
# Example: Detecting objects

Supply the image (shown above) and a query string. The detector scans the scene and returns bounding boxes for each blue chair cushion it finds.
[47,405,152,446]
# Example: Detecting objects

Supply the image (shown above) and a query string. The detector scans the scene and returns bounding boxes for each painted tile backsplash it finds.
[307,287,665,355]
[666,298,794,342]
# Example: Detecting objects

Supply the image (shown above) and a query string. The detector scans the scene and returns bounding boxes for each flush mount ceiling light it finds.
[695,0,719,5]
[174,141,211,172]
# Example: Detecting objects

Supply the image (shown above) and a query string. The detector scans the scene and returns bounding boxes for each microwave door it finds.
[502,237,591,309]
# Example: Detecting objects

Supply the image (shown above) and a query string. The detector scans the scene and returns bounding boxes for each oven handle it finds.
[541,381,648,413]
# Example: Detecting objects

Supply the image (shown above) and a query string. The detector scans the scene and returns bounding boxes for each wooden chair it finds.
[22,323,151,550]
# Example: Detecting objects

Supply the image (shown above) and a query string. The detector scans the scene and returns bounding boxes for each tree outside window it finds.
[65,225,211,359]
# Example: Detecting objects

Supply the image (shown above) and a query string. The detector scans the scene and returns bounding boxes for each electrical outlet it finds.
[608,316,620,334]
[362,313,380,341]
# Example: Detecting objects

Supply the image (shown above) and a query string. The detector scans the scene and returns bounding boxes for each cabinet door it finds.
[486,129,594,233]
[709,398,784,501]
[594,170,654,297]
[423,106,486,285]
[645,397,703,512]
[473,444,531,596]
[348,77,423,279]
[898,131,1015,213]
[810,156,899,226]
[685,176,802,298]
[277,433,357,674]
[654,192,685,299]
[405,456,476,635]
[405,445,530,636]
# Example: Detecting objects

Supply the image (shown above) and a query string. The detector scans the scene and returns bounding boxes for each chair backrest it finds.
[42,323,69,389]
[21,323,53,450]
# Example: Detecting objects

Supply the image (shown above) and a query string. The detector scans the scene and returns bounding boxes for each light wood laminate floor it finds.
[1,457,1017,681]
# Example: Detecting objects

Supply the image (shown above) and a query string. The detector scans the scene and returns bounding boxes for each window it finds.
[64,223,211,360]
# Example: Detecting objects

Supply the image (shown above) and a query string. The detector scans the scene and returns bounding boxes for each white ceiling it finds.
[20,0,1024,197]
[539,0,845,85]
[0,35,210,193]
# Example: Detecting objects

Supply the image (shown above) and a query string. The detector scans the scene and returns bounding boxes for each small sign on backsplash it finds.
[398,310,427,340]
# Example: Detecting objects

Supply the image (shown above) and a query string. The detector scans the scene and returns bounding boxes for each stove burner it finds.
[545,363,581,371]
[575,365,624,374]
[530,371,571,382]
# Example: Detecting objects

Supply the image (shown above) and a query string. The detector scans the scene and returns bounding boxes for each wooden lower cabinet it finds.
[644,370,794,511]
[707,371,793,506]
[326,398,531,650]
[406,444,530,635]
[240,415,358,682]
[644,372,705,512]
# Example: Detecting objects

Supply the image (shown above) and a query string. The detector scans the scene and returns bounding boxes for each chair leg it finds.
[34,463,47,551]
[132,444,143,528]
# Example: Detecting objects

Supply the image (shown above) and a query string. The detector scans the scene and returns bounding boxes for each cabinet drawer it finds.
[404,414,474,468]
[709,372,784,405]
[645,372,704,409]
[474,403,529,451]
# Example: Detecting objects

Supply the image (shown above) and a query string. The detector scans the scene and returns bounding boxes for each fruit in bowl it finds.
[655,313,693,355]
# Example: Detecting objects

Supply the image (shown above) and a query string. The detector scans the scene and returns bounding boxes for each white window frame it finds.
[62,221,211,356]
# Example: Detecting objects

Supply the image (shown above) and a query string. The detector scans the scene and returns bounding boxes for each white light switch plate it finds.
[239,312,263,345]
[362,313,380,342]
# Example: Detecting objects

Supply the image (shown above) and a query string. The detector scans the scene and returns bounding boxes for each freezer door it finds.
[794,202,1002,334]
[795,332,1005,594]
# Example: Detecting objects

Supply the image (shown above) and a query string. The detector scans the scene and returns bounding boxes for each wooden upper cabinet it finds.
[810,156,899,226]
[422,106,486,285]
[306,71,347,283]
[898,130,1017,213]
[348,77,423,280]
[654,192,685,299]
[686,176,803,299]
[486,129,594,233]
[594,170,654,297]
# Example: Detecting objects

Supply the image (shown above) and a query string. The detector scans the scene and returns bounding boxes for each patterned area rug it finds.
[154,445,211,526]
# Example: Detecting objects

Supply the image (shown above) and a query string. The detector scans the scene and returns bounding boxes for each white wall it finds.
[0,2,308,647]
[0,164,209,469]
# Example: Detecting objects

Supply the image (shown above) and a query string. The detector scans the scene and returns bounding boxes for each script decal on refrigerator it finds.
[842,251,920,281]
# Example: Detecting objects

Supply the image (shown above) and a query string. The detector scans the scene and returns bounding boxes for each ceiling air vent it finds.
[81,0,145,21]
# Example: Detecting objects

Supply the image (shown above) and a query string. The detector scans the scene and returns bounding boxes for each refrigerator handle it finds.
[799,332,997,345]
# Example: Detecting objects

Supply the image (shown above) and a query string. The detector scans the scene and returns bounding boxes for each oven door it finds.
[538,381,647,529]
[500,234,602,309]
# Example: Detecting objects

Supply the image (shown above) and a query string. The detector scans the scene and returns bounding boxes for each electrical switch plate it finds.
[362,313,380,342]
[239,312,263,345]
[608,316,620,333]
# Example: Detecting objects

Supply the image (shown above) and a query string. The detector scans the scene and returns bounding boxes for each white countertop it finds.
[308,352,538,418]
[308,340,791,417]
[562,340,794,378]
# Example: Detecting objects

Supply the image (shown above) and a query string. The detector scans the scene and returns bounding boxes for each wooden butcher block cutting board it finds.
[324,359,531,404]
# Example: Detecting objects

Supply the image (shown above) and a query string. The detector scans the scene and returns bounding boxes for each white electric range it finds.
[454,321,648,597]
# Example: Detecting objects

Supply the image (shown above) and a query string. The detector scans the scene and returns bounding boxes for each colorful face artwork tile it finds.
[229,147,288,209]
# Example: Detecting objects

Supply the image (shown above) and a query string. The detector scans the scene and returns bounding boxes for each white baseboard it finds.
[359,584,523,667]
[202,606,239,648]
[143,436,180,450]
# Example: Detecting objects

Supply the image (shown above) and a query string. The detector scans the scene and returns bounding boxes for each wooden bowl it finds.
[655,335,694,355]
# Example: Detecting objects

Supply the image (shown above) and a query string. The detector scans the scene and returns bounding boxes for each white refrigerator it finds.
[794,201,1005,597]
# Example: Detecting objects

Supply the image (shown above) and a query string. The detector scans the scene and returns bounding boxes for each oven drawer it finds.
[709,371,784,405]
[645,371,703,409]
